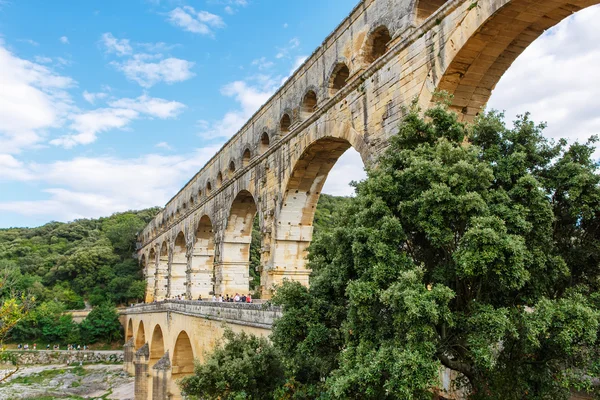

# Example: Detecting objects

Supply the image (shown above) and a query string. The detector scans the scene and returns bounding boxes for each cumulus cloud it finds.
[276,37,300,59]
[51,95,186,148]
[59,36,69,44]
[100,32,132,56]
[111,56,195,88]
[82,90,108,104]
[167,6,225,36]
[488,5,600,158]
[0,44,75,154]
[0,146,221,224]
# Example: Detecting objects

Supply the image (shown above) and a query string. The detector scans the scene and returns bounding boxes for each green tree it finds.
[272,103,600,399]
[79,303,123,344]
[179,330,285,400]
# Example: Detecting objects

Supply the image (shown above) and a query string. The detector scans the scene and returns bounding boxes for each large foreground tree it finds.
[272,102,600,399]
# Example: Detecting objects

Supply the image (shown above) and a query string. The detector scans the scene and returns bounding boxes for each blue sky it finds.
[0,1,599,228]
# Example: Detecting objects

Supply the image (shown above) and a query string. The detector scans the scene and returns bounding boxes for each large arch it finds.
[171,231,187,298]
[171,330,195,400]
[190,215,215,299]
[219,190,258,296]
[270,135,365,294]
[145,250,155,303]
[156,242,169,300]
[421,0,600,120]
[414,0,446,25]
[150,324,165,367]
[135,320,146,350]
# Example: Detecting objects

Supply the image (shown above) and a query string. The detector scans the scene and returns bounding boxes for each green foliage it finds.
[270,103,600,399]
[179,329,285,400]
[79,303,123,344]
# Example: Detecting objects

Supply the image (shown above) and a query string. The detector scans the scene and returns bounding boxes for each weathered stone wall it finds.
[8,350,123,366]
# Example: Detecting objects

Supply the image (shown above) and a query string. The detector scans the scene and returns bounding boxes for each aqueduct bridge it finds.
[125,0,599,398]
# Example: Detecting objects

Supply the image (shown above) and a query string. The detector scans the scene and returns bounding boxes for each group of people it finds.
[211,293,252,303]
[16,343,87,351]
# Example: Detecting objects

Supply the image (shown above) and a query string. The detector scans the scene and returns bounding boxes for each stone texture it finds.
[8,350,123,366]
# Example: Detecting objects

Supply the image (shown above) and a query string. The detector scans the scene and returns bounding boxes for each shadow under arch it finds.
[135,320,146,350]
[156,242,169,300]
[171,231,187,298]
[150,324,165,367]
[219,190,258,296]
[126,318,134,342]
[422,0,600,120]
[171,330,195,400]
[145,249,156,303]
[190,215,215,299]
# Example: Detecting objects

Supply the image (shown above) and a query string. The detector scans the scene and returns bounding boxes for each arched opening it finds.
[135,320,146,349]
[171,331,195,399]
[329,63,350,96]
[217,171,223,188]
[242,148,252,167]
[126,319,134,341]
[228,161,236,179]
[363,26,392,63]
[220,190,258,296]
[156,242,169,300]
[206,181,212,194]
[190,215,215,299]
[260,132,270,154]
[145,251,155,303]
[280,113,291,133]
[272,137,365,295]
[415,0,446,25]
[428,0,600,120]
[301,90,318,119]
[150,325,165,367]
[171,231,187,299]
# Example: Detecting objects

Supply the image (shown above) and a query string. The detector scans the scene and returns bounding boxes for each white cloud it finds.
[0,147,221,223]
[18,39,39,46]
[0,44,75,154]
[51,95,185,148]
[488,5,600,158]
[276,37,300,59]
[111,56,195,88]
[167,6,225,36]
[251,57,274,70]
[59,36,69,44]
[199,79,276,140]
[155,141,172,150]
[34,56,52,64]
[100,32,132,56]
[224,6,234,14]
[82,90,107,104]
[322,148,365,196]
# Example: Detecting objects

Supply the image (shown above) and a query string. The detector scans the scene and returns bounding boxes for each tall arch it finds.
[328,62,350,96]
[219,190,258,296]
[126,318,134,341]
[280,113,291,133]
[150,324,165,367]
[171,331,195,399]
[145,250,156,303]
[171,231,187,299]
[242,148,252,166]
[156,242,169,300]
[301,90,318,119]
[259,132,270,154]
[414,0,446,25]
[423,0,600,120]
[362,25,392,63]
[135,320,146,349]
[190,215,215,299]
[271,136,363,294]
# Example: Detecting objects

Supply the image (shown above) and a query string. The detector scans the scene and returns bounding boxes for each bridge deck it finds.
[124,300,282,330]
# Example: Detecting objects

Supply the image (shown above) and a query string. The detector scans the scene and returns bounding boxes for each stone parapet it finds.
[7,350,123,365]
[124,300,281,330]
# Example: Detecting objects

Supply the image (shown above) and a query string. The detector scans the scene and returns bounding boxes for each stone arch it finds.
[126,318,134,341]
[219,190,258,296]
[171,231,187,298]
[362,25,392,63]
[328,61,350,96]
[280,113,292,133]
[217,171,223,188]
[135,320,146,349]
[190,215,215,299]
[259,132,270,154]
[150,324,165,367]
[156,242,169,300]
[228,160,236,178]
[242,148,252,167]
[146,248,156,302]
[270,124,369,295]
[422,0,600,120]
[171,330,195,399]
[206,180,212,194]
[414,0,446,25]
[300,89,318,119]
